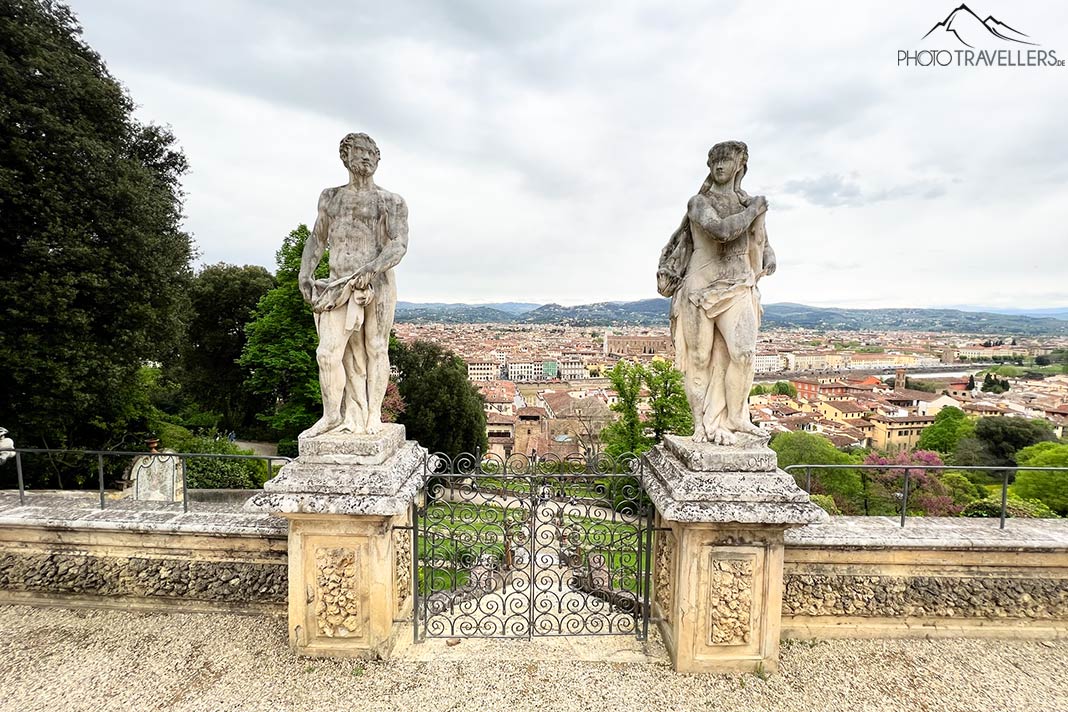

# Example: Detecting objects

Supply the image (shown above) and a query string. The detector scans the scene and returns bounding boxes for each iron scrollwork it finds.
[414,451,652,640]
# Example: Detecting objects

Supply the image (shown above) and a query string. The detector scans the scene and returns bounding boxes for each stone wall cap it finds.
[786,516,1068,551]
[0,494,287,537]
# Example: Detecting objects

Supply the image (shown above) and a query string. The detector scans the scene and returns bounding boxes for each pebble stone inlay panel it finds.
[314,547,362,637]
[784,573,1068,619]
[708,557,754,645]
[654,529,675,622]
[394,528,412,612]
[0,551,286,603]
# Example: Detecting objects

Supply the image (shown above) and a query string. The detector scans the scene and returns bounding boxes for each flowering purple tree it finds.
[863,450,960,516]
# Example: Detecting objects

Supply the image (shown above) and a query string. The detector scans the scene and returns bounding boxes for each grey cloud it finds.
[782,174,862,207]
[784,174,947,208]
[65,0,1068,308]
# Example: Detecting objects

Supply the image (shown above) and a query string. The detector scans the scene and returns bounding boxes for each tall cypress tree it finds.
[0,1,194,455]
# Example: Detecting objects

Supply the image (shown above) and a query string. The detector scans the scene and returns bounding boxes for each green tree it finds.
[601,361,651,457]
[240,225,326,438]
[0,1,193,476]
[967,374,976,390]
[917,407,975,454]
[1013,442,1068,515]
[390,339,486,458]
[770,432,865,512]
[973,416,1055,467]
[772,381,798,398]
[644,360,693,442]
[178,263,275,432]
[939,472,983,506]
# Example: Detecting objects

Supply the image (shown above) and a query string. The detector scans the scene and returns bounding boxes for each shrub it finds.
[939,472,984,506]
[961,495,1058,519]
[177,434,268,489]
[810,494,841,515]
[277,439,299,459]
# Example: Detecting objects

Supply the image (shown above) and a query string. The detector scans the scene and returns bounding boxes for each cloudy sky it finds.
[69,0,1068,309]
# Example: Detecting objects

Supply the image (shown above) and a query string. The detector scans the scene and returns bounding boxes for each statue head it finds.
[339,132,380,178]
[706,140,748,193]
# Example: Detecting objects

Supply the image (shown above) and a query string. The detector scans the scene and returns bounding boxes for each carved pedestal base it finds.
[644,434,825,673]
[246,426,423,659]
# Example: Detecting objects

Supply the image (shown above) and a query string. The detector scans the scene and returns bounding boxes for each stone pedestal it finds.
[643,433,826,673]
[246,423,423,659]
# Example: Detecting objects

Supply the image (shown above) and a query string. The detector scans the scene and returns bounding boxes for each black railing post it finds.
[1000,469,1009,530]
[411,498,420,643]
[180,455,188,513]
[900,469,910,528]
[97,453,106,510]
[641,499,654,641]
[15,452,25,506]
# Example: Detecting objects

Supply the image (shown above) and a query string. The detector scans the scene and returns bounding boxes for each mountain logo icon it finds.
[922,4,1037,48]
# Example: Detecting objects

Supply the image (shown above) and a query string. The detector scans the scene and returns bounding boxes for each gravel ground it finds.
[0,605,1065,712]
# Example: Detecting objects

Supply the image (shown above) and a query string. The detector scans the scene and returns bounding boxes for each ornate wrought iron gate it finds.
[412,452,652,640]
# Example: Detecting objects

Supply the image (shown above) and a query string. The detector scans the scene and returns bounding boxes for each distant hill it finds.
[949,306,1068,321]
[762,303,1068,335]
[394,299,1068,334]
[395,302,514,323]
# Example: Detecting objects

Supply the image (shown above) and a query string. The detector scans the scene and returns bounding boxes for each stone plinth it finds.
[643,435,825,674]
[297,423,406,466]
[246,425,424,659]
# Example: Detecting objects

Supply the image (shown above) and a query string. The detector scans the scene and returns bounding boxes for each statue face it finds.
[707,151,741,186]
[345,141,379,177]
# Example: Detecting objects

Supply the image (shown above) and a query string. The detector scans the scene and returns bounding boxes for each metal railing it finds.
[784,464,1068,530]
[0,447,291,513]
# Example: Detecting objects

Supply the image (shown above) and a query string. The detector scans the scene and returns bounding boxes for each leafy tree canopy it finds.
[390,338,486,458]
[601,361,652,457]
[239,225,327,438]
[0,0,193,456]
[643,359,693,442]
[917,407,975,454]
[973,416,1055,467]
[1013,442,1068,515]
[176,263,275,432]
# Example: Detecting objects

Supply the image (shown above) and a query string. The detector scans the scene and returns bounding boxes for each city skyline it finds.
[69,0,1068,309]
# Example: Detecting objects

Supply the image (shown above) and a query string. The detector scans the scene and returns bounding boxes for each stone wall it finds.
[0,494,288,612]
[781,517,1068,639]
[0,551,286,605]
[784,573,1068,620]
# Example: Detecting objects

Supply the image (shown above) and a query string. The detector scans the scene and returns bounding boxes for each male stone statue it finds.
[298,132,409,438]
[657,141,776,446]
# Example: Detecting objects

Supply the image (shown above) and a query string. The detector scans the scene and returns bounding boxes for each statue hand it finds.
[298,276,314,303]
[351,267,375,290]
[750,195,768,215]
[764,258,777,276]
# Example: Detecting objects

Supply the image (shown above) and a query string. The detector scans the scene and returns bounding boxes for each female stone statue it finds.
[657,141,776,446]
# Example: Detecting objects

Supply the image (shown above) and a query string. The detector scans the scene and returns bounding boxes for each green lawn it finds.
[416,500,650,595]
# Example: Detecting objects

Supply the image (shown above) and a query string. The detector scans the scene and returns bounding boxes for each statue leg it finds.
[703,326,731,444]
[680,301,715,442]
[717,296,763,437]
[336,332,368,434]
[302,309,351,438]
[363,274,396,435]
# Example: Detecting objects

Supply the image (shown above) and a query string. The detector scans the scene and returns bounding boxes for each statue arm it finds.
[686,194,764,242]
[299,189,332,301]
[762,237,777,276]
[366,194,409,274]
